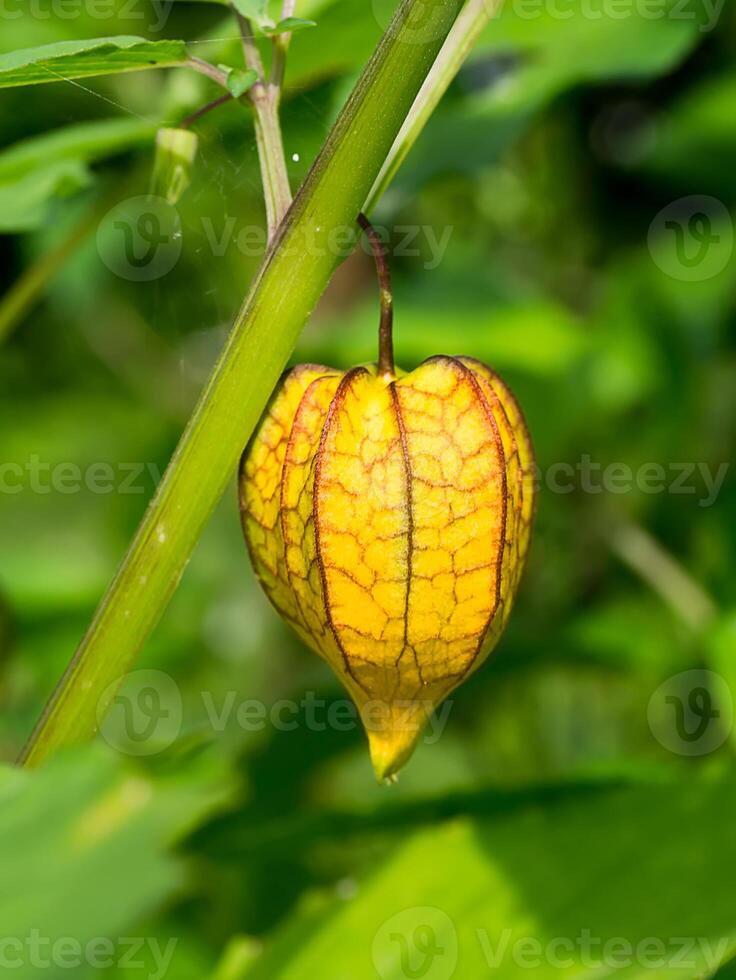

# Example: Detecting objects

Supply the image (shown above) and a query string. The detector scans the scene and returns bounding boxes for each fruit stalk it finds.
[358,213,395,380]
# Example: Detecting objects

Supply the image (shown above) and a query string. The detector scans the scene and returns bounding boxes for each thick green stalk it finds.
[20,0,464,767]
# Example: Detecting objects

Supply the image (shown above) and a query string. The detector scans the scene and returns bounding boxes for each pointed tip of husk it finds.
[364,702,430,783]
[368,735,413,783]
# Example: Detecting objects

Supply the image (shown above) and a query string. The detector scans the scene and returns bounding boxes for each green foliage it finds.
[0,120,156,232]
[0,37,188,88]
[0,744,232,979]
[222,67,259,98]
[242,775,736,978]
[0,160,92,233]
[0,119,158,183]
[263,18,317,35]
[230,0,270,21]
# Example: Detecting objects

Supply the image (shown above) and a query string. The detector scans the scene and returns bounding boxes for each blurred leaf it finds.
[231,0,277,30]
[474,0,703,82]
[263,18,317,36]
[0,744,232,980]
[399,0,702,186]
[0,119,157,232]
[243,775,736,978]
[231,0,269,19]
[0,37,188,88]
[0,160,92,233]
[0,119,157,183]
[642,72,736,196]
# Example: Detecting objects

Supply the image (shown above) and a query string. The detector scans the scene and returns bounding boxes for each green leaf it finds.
[263,17,318,35]
[0,160,92,233]
[0,36,188,88]
[0,118,157,182]
[221,65,259,98]
[641,72,736,195]
[241,776,736,978]
[392,0,702,192]
[0,119,157,233]
[0,744,232,978]
[230,0,270,22]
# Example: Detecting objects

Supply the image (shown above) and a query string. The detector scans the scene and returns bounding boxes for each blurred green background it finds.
[1,1,735,977]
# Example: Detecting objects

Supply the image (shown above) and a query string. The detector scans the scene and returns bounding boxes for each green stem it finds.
[269,0,296,93]
[609,520,717,633]
[365,0,501,214]
[20,0,464,768]
[235,11,292,236]
[251,94,292,235]
[187,55,230,88]
[180,93,233,129]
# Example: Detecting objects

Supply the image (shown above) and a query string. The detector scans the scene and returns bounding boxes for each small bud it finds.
[150,127,198,205]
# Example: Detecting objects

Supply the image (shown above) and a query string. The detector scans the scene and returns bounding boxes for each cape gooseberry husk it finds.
[239,221,535,782]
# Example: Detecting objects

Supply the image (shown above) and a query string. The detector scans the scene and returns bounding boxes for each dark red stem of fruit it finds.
[358,212,394,378]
